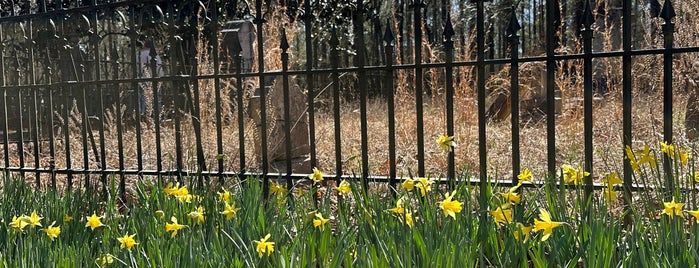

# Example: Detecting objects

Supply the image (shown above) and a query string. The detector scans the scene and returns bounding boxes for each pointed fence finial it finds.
[383,19,395,46]
[580,0,595,30]
[280,27,289,51]
[650,0,661,17]
[660,0,676,23]
[330,27,339,47]
[507,9,521,37]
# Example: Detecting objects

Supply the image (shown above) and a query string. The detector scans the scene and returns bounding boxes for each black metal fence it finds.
[1,0,699,202]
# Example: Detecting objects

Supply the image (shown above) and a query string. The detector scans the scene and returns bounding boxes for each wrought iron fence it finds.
[1,0,699,203]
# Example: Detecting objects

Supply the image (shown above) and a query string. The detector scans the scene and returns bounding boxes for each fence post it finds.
[622,0,635,224]
[581,0,595,203]
[411,0,426,177]
[254,0,269,198]
[508,9,521,186]
[356,0,369,189]
[545,0,559,178]
[384,21,397,194]
[303,0,317,170]
[661,0,675,196]
[211,4,225,185]
[443,17,455,190]
[280,28,292,192]
[330,28,342,182]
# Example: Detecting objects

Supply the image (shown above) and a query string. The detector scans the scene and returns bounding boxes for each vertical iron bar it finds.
[44,34,56,189]
[509,10,521,185]
[622,0,634,215]
[77,44,90,191]
[661,0,675,194]
[0,25,7,170]
[150,38,162,177]
[254,0,269,198]
[168,4,184,183]
[303,0,317,169]
[476,0,487,183]
[545,0,557,177]
[357,0,369,187]
[384,22,397,193]
[412,0,426,177]
[330,28,342,181]
[111,22,126,196]
[92,2,106,192]
[281,28,292,190]
[211,5,224,185]
[28,20,41,185]
[15,53,25,178]
[444,17,455,189]
[581,0,595,201]
[129,6,143,179]
[235,47,245,172]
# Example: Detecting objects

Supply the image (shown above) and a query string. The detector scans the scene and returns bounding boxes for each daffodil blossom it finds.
[533,208,564,241]
[438,190,463,219]
[254,234,275,257]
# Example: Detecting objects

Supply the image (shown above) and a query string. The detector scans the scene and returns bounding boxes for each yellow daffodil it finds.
[436,134,456,152]
[405,212,414,228]
[163,182,181,196]
[43,221,61,241]
[254,233,275,257]
[220,203,240,219]
[415,177,434,196]
[389,198,405,215]
[604,172,622,186]
[271,182,288,196]
[96,254,114,266]
[625,145,640,171]
[679,148,691,166]
[218,189,231,203]
[663,198,684,218]
[188,206,205,225]
[63,214,73,223]
[517,168,533,183]
[490,204,512,224]
[154,210,165,218]
[336,180,351,195]
[533,208,564,241]
[501,184,521,204]
[560,164,589,185]
[438,190,463,219]
[637,145,656,169]
[9,215,29,231]
[401,178,415,191]
[687,209,699,220]
[165,216,186,238]
[308,167,324,184]
[660,141,675,159]
[24,210,43,228]
[85,213,105,231]
[117,233,138,251]
[313,213,330,230]
[513,222,533,242]
[603,187,617,204]
[693,172,699,184]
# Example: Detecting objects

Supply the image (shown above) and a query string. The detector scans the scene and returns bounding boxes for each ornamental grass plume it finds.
[438,190,463,219]
[308,168,324,184]
[165,216,186,238]
[117,233,138,251]
[85,213,105,231]
[436,134,456,152]
[663,198,684,218]
[533,208,564,241]
[254,234,275,257]
[336,180,351,195]
[43,221,61,241]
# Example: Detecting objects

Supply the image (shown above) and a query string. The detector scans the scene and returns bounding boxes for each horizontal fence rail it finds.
[0,0,698,205]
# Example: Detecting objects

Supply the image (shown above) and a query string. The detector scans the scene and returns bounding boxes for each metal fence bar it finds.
[357,0,369,188]
[128,7,143,180]
[661,0,676,195]
[581,0,594,201]
[330,28,342,182]
[545,0,557,177]
[0,23,7,170]
[281,28,292,190]
[254,0,269,198]
[476,0,487,183]
[622,0,634,213]
[28,19,41,186]
[412,1,426,177]
[14,52,25,178]
[384,22,397,193]
[92,4,107,192]
[304,0,317,170]
[235,44,246,172]
[508,10,521,186]
[443,17,455,189]
[211,4,224,184]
